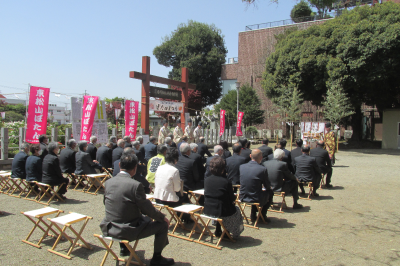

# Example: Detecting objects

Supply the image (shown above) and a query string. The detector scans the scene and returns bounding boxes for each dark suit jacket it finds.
[112,147,124,166]
[197,142,212,163]
[112,143,118,150]
[60,147,76,174]
[225,154,246,185]
[42,151,64,185]
[239,148,252,163]
[112,160,150,194]
[310,147,332,173]
[205,155,221,179]
[11,151,28,179]
[124,141,132,148]
[222,150,232,160]
[189,152,205,183]
[97,145,112,169]
[282,148,295,173]
[258,144,273,163]
[263,159,296,191]
[267,153,274,161]
[294,154,321,182]
[75,151,97,175]
[144,142,157,161]
[177,141,186,156]
[139,144,146,160]
[290,147,302,167]
[39,142,48,160]
[86,143,97,161]
[239,161,270,203]
[175,154,200,191]
[170,141,177,148]
[25,155,42,181]
[100,172,165,241]
[204,175,236,218]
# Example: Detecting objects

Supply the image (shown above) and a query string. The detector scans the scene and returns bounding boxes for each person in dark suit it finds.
[239,149,273,222]
[110,136,118,150]
[11,142,30,179]
[86,136,98,160]
[132,141,146,175]
[60,139,77,174]
[177,135,188,156]
[290,139,303,168]
[238,138,252,163]
[42,142,69,199]
[100,153,174,265]
[144,136,158,161]
[219,140,231,160]
[197,137,212,164]
[189,143,205,183]
[136,136,146,159]
[310,140,333,188]
[112,139,125,166]
[225,143,246,185]
[164,137,172,148]
[175,143,200,194]
[123,136,132,148]
[96,142,113,170]
[258,139,273,163]
[26,144,42,182]
[294,145,322,196]
[268,144,281,161]
[279,138,294,173]
[205,145,224,179]
[168,133,177,148]
[75,141,102,175]
[39,134,49,160]
[263,149,303,209]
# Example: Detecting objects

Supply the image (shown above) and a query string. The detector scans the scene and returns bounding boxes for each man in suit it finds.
[164,137,172,148]
[100,153,174,265]
[239,138,252,163]
[144,136,158,161]
[177,135,188,156]
[294,145,322,196]
[86,136,98,160]
[132,141,146,167]
[239,149,273,223]
[279,139,294,173]
[290,139,303,168]
[310,140,333,188]
[60,139,77,174]
[264,149,303,209]
[168,133,177,148]
[75,141,102,175]
[175,143,200,196]
[225,143,246,185]
[96,142,113,170]
[123,136,132,148]
[189,143,205,183]
[136,136,146,159]
[205,145,224,179]
[39,134,49,160]
[258,139,273,163]
[267,144,281,161]
[11,142,30,179]
[110,136,118,150]
[197,137,212,164]
[112,139,125,166]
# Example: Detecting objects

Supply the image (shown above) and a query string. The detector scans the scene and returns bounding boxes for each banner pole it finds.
[24,84,30,142]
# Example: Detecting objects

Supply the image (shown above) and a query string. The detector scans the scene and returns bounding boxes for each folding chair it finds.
[23,180,40,201]
[152,201,166,212]
[320,174,326,189]
[94,234,144,266]
[47,212,93,259]
[299,182,314,200]
[167,204,203,241]
[193,213,235,250]
[103,167,113,178]
[0,172,11,194]
[85,173,108,195]
[232,185,240,200]
[35,182,65,205]
[268,192,287,214]
[63,173,78,189]
[7,177,27,198]
[236,200,266,229]
[188,189,204,205]
[21,207,64,248]
[73,174,88,191]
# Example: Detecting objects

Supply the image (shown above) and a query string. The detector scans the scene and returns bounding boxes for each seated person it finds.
[268,144,281,161]
[258,138,273,163]
[164,137,172,148]
[39,134,49,160]
[110,135,118,150]
[153,148,182,207]
[225,143,246,185]
[263,149,303,209]
[123,135,132,148]
[168,133,177,148]
[96,142,113,170]
[60,139,77,174]
[197,137,212,164]
[146,145,167,188]
[188,143,205,183]
[205,145,224,179]
[279,139,294,173]
[75,141,103,175]
[25,144,42,182]
[310,140,333,188]
[11,142,29,179]
[100,153,174,265]
[238,138,251,163]
[204,157,244,238]
[239,149,273,223]
[144,136,158,162]
[219,140,231,160]
[293,145,322,196]
[42,142,69,199]
[86,136,98,160]
[177,135,188,157]
[112,139,125,166]
[290,139,303,169]
[175,143,200,200]
[132,141,146,176]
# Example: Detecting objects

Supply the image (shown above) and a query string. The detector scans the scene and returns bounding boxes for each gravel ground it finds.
[1,148,400,266]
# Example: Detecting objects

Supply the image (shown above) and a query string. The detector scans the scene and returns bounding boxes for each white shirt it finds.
[153,163,181,202]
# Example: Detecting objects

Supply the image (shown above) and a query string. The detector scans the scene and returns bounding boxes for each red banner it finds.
[26,86,50,143]
[219,109,226,137]
[236,111,244,137]
[125,100,139,140]
[80,96,99,142]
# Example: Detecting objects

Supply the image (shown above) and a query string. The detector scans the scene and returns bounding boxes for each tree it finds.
[308,0,335,17]
[104,97,125,124]
[262,2,400,140]
[2,111,24,122]
[215,84,265,127]
[322,81,355,125]
[153,20,228,107]
[291,0,313,23]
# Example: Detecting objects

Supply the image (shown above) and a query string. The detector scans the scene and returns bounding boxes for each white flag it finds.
[55,93,60,97]
[14,94,20,99]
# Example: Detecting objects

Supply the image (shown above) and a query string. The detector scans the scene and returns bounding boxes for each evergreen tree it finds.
[322,82,354,125]
[290,0,313,23]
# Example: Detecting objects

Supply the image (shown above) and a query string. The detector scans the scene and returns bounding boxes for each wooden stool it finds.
[73,174,88,191]
[35,182,65,205]
[167,204,203,241]
[232,185,240,200]
[85,174,108,195]
[21,207,64,248]
[7,177,27,198]
[299,182,314,200]
[0,172,11,194]
[320,174,326,189]
[47,212,93,259]
[63,173,78,189]
[236,200,266,229]
[188,189,204,205]
[94,234,144,266]
[23,180,40,201]
[269,192,287,213]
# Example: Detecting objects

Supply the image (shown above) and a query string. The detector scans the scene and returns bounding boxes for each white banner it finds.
[149,100,183,113]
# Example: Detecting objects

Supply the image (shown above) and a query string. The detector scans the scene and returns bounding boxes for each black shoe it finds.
[120,248,130,257]
[150,256,175,266]
[214,230,222,237]
[184,218,194,224]
[325,184,333,188]
[313,193,319,197]
[300,190,305,195]
[293,203,303,209]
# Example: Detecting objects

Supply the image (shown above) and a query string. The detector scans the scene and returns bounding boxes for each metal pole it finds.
[25,84,30,141]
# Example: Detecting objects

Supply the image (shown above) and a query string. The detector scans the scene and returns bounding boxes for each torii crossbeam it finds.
[129,56,196,135]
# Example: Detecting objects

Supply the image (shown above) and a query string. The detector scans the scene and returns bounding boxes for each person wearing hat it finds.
[185,118,194,144]
[323,122,336,165]
[173,119,184,144]
[158,120,170,145]
[193,122,203,144]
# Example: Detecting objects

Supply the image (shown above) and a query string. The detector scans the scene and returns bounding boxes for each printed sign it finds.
[236,112,244,137]
[150,86,181,101]
[26,86,50,143]
[150,99,183,113]
[80,96,99,141]
[125,100,139,140]
[219,110,226,137]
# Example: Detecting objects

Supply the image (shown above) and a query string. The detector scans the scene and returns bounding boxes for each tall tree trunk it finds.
[351,105,363,141]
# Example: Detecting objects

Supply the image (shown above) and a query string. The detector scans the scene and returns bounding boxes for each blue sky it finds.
[0,0,296,108]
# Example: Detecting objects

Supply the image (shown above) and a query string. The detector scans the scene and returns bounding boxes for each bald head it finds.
[317,140,324,147]
[250,149,263,163]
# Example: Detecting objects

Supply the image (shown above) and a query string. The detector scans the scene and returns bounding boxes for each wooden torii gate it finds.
[129,56,196,135]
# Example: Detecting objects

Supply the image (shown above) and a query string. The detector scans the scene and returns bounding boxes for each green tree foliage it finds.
[308,0,335,17]
[2,111,24,122]
[153,20,228,107]
[104,97,125,124]
[322,81,354,125]
[291,0,313,23]
[215,84,264,127]
[262,2,400,139]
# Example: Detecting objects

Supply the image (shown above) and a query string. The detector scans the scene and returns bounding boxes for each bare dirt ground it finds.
[1,148,400,266]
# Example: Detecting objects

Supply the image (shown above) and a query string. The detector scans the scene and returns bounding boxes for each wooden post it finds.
[205,129,209,145]
[181,68,189,131]
[210,129,214,146]
[1,128,9,160]
[19,127,26,147]
[51,127,58,143]
[65,128,72,146]
[141,56,150,135]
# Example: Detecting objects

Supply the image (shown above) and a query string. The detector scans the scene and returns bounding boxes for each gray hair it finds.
[149,136,156,142]
[20,142,30,151]
[273,149,285,160]
[136,136,143,142]
[123,147,134,154]
[48,142,59,153]
[190,143,198,151]
[199,137,205,143]
[158,144,168,154]
[214,145,223,154]
[123,136,131,142]
[180,143,191,154]
[78,141,88,151]
[164,137,172,144]
[117,139,125,147]
[90,136,97,143]
[132,141,140,148]
[110,136,117,142]
[67,139,77,148]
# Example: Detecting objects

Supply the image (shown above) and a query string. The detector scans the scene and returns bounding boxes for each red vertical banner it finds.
[80,96,99,142]
[26,86,50,143]
[236,111,244,137]
[219,109,226,137]
[125,100,139,140]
